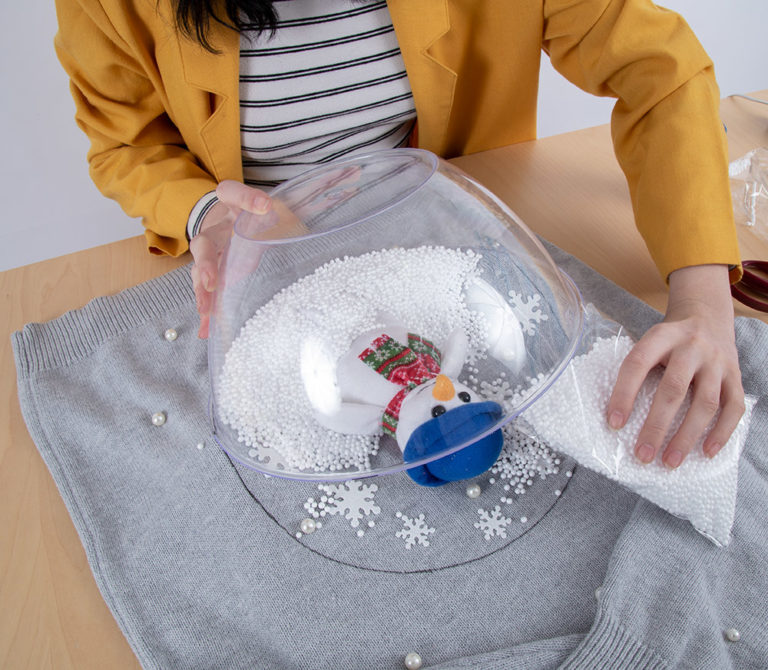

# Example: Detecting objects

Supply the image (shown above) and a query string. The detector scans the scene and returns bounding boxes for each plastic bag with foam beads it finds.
[516,305,756,547]
[729,147,768,240]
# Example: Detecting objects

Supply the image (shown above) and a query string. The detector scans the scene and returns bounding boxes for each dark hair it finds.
[173,0,277,52]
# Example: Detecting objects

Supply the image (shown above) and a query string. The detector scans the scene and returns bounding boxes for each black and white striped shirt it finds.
[188,0,415,238]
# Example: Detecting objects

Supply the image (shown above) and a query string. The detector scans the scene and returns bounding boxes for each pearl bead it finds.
[164,328,178,342]
[196,442,204,450]
[465,483,482,498]
[151,412,166,426]
[300,518,316,534]
[404,652,423,669]
[724,628,741,642]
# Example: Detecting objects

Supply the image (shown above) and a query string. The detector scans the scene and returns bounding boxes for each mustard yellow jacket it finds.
[54,0,740,281]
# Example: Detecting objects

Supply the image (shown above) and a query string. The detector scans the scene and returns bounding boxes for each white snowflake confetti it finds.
[478,378,514,404]
[465,345,487,366]
[474,506,513,540]
[317,481,381,528]
[507,291,548,336]
[395,512,435,549]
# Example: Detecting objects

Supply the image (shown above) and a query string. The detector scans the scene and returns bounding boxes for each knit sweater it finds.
[12,241,768,669]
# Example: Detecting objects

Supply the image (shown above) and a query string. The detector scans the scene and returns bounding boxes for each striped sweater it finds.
[188,0,415,238]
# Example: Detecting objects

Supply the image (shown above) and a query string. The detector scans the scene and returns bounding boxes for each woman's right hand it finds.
[189,181,272,338]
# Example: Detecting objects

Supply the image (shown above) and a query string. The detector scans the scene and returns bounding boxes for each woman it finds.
[54,0,745,469]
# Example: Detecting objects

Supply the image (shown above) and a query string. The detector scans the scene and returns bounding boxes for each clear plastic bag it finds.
[516,305,756,547]
[729,147,768,240]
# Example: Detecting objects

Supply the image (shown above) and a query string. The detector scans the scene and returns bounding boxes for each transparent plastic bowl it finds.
[208,149,584,483]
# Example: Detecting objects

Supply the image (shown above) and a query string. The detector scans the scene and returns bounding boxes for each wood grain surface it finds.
[1,239,187,669]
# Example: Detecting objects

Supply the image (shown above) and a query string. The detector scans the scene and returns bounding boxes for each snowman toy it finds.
[313,280,526,486]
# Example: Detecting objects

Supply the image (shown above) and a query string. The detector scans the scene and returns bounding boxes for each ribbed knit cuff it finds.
[187,191,219,240]
[12,266,195,377]
[561,606,668,669]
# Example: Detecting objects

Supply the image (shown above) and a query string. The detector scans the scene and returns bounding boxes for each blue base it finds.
[402,401,504,487]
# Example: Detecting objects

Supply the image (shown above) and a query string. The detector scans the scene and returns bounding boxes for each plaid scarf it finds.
[358,333,442,436]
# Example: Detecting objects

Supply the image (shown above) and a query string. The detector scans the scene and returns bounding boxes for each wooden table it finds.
[452,93,768,317]
[2,93,767,669]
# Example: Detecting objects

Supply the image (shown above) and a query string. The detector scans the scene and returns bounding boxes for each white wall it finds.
[0,0,140,272]
[1,1,766,271]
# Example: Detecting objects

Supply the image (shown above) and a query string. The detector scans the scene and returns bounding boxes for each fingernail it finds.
[665,449,684,469]
[608,411,624,430]
[705,442,721,458]
[253,197,270,214]
[636,443,655,464]
[203,270,214,292]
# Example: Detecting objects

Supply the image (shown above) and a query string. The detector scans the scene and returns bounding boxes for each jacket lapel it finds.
[388,0,456,155]
[176,20,243,181]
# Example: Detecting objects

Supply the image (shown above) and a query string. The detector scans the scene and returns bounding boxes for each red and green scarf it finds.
[358,333,442,436]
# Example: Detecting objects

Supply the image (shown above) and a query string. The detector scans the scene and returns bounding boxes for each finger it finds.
[189,233,219,293]
[606,328,669,430]
[634,359,695,464]
[192,278,215,340]
[704,376,746,458]
[216,180,271,214]
[190,235,220,340]
[189,262,206,305]
[198,312,211,340]
[196,277,215,314]
[191,263,215,321]
[661,371,721,468]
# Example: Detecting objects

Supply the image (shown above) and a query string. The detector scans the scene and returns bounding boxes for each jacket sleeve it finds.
[543,0,741,282]
[54,0,219,256]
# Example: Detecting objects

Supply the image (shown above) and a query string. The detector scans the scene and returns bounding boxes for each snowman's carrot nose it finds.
[432,374,455,401]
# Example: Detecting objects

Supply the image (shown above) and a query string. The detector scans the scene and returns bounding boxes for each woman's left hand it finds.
[606,264,745,468]
[189,181,272,339]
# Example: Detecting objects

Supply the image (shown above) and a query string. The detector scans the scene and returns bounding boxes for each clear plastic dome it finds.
[208,149,584,484]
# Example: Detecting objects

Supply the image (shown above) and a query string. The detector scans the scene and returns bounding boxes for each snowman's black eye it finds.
[458,391,471,403]
[431,405,447,418]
